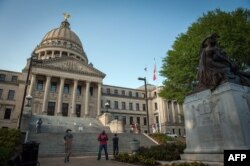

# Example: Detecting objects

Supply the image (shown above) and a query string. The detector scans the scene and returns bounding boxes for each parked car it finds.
[166,133,178,138]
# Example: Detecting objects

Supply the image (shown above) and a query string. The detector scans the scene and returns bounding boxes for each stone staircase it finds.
[28,115,110,133]
[28,133,156,157]
[27,115,157,157]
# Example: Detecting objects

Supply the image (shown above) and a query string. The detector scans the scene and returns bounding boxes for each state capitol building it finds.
[0,17,185,135]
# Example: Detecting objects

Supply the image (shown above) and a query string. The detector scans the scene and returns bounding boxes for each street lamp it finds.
[105,102,110,112]
[138,77,150,134]
[104,102,110,126]
[25,95,32,107]
[17,51,41,130]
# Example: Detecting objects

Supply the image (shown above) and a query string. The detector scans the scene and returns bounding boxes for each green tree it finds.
[159,8,250,103]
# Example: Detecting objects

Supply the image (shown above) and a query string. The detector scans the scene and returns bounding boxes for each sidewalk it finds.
[38,156,138,166]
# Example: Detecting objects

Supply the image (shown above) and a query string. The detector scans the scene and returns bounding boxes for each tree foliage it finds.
[159,8,250,103]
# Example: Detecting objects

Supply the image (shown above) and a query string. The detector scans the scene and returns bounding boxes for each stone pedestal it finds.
[110,119,124,133]
[181,83,250,162]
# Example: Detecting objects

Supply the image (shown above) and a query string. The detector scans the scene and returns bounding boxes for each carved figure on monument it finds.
[197,33,250,90]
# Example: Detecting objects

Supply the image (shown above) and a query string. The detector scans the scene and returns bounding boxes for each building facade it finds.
[0,18,185,135]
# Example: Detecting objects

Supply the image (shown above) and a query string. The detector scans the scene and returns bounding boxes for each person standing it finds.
[97,130,109,160]
[36,118,43,133]
[112,134,119,156]
[64,129,73,163]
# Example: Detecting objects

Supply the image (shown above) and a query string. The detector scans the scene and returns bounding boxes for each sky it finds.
[0,0,249,89]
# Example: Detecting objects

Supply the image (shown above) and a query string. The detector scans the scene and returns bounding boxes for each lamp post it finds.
[17,51,40,130]
[104,102,110,126]
[25,95,32,107]
[138,77,150,134]
[105,102,109,112]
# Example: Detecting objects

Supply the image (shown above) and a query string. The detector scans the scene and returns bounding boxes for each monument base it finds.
[182,83,250,162]
[181,153,223,162]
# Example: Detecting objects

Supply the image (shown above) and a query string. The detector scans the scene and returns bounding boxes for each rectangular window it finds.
[136,103,140,111]
[122,90,125,96]
[90,87,94,96]
[76,104,81,117]
[0,89,3,99]
[154,92,157,97]
[7,90,15,100]
[77,85,82,95]
[36,80,44,91]
[50,82,57,92]
[122,116,126,125]
[136,92,139,98]
[64,84,70,94]
[143,104,146,111]
[155,102,158,110]
[130,117,133,125]
[114,101,119,109]
[62,103,69,116]
[121,102,126,110]
[129,91,132,97]
[129,103,133,110]
[107,88,110,94]
[11,76,18,83]
[4,108,11,119]
[156,116,159,123]
[143,117,147,125]
[0,74,6,81]
[47,102,55,116]
[137,117,140,124]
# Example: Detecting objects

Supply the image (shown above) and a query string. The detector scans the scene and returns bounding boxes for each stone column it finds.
[28,74,36,97]
[42,76,51,114]
[71,79,78,117]
[84,81,90,116]
[171,101,176,123]
[57,77,65,115]
[52,50,55,58]
[177,103,181,123]
[97,83,102,116]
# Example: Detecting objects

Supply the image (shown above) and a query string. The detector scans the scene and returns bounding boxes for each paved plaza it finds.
[38,156,138,166]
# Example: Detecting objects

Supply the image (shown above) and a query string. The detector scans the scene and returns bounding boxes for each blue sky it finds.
[0,0,249,88]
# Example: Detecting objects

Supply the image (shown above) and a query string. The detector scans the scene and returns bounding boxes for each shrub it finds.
[0,128,21,165]
[149,133,177,144]
[164,161,209,166]
[137,142,186,161]
[115,153,156,166]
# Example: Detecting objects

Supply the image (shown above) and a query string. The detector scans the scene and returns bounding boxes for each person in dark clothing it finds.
[36,118,43,133]
[112,134,119,156]
[97,130,109,160]
[64,129,73,163]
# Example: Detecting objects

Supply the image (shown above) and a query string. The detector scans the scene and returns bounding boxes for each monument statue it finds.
[182,33,250,163]
[197,33,250,90]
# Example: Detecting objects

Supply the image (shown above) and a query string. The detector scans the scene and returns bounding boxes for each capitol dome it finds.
[35,19,88,63]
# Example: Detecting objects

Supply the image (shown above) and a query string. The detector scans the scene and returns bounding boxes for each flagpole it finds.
[153,58,162,133]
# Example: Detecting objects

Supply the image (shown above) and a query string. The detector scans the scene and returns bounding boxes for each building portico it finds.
[26,60,104,118]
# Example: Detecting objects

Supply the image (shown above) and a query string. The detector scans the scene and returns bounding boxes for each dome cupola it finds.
[35,14,88,63]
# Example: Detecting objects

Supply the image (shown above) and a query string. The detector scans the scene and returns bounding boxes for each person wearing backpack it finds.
[97,130,109,160]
